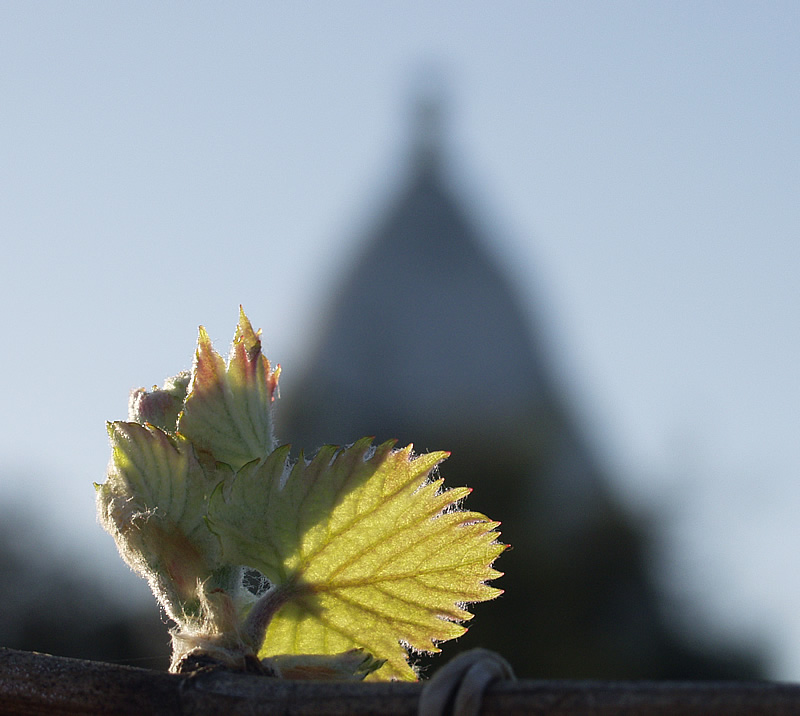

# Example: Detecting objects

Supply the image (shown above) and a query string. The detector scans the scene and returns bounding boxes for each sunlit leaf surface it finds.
[209,438,505,680]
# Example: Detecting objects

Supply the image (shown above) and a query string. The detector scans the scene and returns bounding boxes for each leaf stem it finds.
[243,580,300,649]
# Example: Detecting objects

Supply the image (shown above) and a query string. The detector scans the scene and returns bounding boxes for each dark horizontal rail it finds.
[2,647,799,715]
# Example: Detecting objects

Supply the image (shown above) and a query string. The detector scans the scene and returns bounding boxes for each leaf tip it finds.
[234,306,261,355]
[271,364,281,399]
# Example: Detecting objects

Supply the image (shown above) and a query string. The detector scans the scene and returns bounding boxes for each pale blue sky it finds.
[1,2,799,676]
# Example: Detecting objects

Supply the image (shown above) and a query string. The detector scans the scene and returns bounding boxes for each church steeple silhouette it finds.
[284,93,560,452]
[410,91,444,174]
[278,93,761,679]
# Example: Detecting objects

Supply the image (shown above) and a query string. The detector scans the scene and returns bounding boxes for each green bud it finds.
[128,371,190,433]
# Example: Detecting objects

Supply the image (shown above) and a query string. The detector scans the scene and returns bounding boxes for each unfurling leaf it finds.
[265,648,385,680]
[128,372,191,433]
[178,307,280,470]
[208,438,505,680]
[96,422,235,630]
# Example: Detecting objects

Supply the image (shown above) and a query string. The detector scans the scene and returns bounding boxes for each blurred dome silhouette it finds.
[277,93,762,679]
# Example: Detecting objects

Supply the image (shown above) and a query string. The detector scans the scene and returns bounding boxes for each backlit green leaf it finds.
[208,438,505,680]
[178,307,280,470]
[96,421,229,624]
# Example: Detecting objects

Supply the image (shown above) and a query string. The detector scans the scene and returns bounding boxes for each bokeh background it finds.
[1,2,798,678]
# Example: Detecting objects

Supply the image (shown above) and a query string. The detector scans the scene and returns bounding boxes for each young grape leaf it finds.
[265,648,385,680]
[96,421,230,625]
[178,307,280,471]
[207,437,505,680]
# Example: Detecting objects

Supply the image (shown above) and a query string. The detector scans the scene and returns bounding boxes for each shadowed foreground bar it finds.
[1,647,799,715]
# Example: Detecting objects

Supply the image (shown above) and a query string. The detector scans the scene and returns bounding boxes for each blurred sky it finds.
[1,1,799,677]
